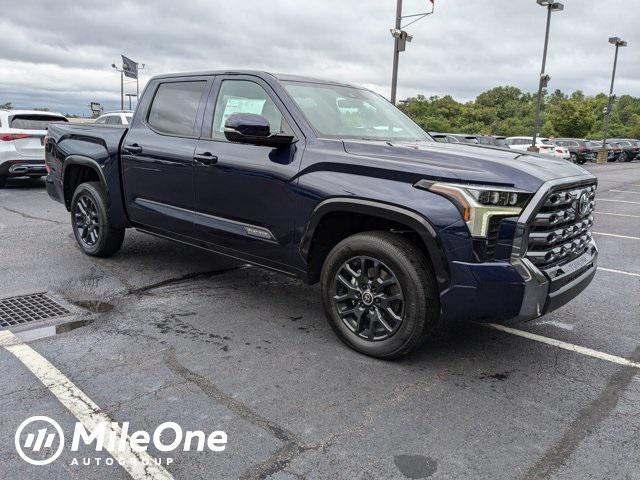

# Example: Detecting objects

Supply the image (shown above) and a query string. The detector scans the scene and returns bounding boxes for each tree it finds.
[0,102,12,109]
[398,86,640,140]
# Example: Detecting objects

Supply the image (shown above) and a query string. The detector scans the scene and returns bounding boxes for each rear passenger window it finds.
[106,116,122,125]
[147,81,206,136]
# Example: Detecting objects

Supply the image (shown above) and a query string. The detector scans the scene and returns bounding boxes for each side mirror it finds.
[224,113,296,148]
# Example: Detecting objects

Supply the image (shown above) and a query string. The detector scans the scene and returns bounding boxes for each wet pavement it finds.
[1,162,639,479]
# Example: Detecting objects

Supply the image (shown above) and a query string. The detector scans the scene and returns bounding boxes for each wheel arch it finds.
[62,155,129,229]
[300,198,450,289]
[62,156,107,209]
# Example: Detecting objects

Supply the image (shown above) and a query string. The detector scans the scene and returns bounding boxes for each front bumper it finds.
[512,245,597,321]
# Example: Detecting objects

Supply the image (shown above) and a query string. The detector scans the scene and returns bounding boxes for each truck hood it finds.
[342,140,592,192]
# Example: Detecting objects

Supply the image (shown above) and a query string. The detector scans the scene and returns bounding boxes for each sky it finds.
[1,0,638,115]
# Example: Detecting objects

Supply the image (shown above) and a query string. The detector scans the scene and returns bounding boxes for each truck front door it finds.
[192,75,305,270]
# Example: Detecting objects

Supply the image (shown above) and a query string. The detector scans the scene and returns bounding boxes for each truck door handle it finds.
[193,152,218,165]
[124,144,143,154]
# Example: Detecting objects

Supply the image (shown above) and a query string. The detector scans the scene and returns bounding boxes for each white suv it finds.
[0,109,68,187]
[94,111,133,126]
[505,136,570,160]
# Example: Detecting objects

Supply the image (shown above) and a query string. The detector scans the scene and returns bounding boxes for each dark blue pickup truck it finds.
[45,71,598,358]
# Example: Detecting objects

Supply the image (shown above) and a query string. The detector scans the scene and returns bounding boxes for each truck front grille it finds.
[526,182,596,270]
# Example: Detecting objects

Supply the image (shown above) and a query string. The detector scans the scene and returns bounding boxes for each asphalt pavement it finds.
[1,162,639,480]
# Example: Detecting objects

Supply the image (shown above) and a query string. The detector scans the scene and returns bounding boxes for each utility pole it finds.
[529,1,564,152]
[389,0,434,104]
[390,0,403,105]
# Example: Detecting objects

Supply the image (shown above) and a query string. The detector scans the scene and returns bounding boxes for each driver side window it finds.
[211,80,284,139]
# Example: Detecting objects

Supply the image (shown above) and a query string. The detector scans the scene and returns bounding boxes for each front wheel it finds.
[71,182,125,257]
[570,153,579,164]
[320,231,442,359]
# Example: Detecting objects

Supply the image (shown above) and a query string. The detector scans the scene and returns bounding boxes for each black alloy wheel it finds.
[333,256,405,341]
[73,194,101,247]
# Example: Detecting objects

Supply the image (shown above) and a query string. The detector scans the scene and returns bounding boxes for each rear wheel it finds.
[320,231,442,359]
[71,182,124,257]
[570,153,578,164]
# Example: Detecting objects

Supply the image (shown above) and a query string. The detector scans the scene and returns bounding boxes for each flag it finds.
[121,55,138,79]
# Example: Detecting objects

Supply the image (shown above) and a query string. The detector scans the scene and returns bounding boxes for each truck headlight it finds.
[414,180,532,238]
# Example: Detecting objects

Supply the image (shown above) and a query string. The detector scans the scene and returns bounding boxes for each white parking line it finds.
[595,212,640,219]
[610,190,640,195]
[599,267,640,278]
[484,323,640,370]
[0,330,173,480]
[593,231,640,241]
[598,198,640,205]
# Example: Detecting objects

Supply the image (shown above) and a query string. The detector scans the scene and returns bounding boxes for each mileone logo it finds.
[15,415,227,466]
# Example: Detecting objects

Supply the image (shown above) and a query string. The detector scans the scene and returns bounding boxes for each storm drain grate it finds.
[0,293,70,328]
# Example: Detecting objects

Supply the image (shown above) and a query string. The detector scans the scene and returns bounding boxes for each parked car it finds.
[505,136,570,160]
[586,141,616,162]
[94,111,134,126]
[0,109,68,187]
[429,132,479,144]
[554,139,596,164]
[45,70,598,359]
[607,142,625,162]
[609,138,640,162]
[477,135,507,148]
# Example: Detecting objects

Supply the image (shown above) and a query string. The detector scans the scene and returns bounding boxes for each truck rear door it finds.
[121,77,211,237]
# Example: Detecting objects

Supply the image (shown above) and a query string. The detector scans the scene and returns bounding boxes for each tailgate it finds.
[13,130,46,157]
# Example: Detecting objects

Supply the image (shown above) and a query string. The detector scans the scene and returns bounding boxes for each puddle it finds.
[13,320,92,342]
[67,299,114,313]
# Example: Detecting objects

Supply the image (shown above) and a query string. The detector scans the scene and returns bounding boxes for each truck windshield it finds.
[283,81,431,142]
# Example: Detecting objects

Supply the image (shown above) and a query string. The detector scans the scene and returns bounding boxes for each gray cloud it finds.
[1,0,637,115]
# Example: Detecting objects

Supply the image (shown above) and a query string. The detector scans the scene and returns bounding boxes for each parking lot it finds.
[1,162,639,479]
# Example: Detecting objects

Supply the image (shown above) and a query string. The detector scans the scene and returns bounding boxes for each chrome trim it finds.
[135,197,278,243]
[510,174,598,320]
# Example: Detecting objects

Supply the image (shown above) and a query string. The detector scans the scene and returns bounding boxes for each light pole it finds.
[529,0,564,152]
[389,0,434,104]
[111,63,124,110]
[125,93,137,110]
[602,37,627,158]
[136,64,145,100]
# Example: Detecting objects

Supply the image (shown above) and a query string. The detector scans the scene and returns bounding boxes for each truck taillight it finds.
[0,133,30,141]
[43,134,49,145]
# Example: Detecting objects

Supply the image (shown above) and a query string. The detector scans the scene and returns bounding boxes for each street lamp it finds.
[598,36,628,163]
[125,93,137,110]
[111,63,124,111]
[529,1,564,152]
[389,0,434,104]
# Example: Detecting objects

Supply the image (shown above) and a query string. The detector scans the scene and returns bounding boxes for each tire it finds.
[0,176,6,188]
[625,153,633,163]
[70,182,125,257]
[570,153,579,164]
[320,231,442,360]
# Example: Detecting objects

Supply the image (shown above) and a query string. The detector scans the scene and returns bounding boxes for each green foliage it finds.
[0,102,12,109]
[399,87,640,140]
